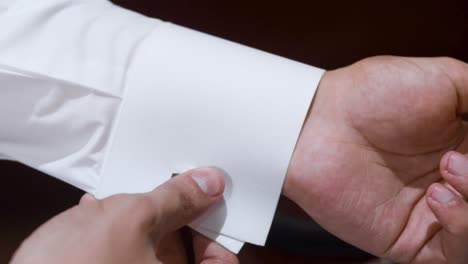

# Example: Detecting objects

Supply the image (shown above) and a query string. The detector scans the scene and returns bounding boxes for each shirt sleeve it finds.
[0,0,324,249]
[0,0,159,192]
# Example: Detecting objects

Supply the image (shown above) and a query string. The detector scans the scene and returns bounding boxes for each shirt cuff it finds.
[97,22,325,245]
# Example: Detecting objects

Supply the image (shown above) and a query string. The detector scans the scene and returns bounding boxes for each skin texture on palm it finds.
[284,56,468,263]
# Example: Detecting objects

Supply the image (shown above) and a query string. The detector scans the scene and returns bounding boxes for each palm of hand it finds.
[285,57,468,263]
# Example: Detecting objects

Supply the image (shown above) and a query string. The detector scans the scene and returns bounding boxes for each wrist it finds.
[283,71,331,199]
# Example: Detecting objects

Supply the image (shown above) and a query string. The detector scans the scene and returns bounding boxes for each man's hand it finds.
[284,56,468,263]
[11,168,238,264]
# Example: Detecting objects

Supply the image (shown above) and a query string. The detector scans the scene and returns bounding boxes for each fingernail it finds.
[448,152,468,176]
[431,185,456,203]
[191,168,224,197]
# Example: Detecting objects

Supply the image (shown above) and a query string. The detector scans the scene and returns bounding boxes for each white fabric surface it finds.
[0,0,324,252]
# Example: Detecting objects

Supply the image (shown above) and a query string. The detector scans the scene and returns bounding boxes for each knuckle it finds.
[130,195,156,220]
[102,194,155,223]
[445,176,468,196]
[176,190,198,219]
[447,221,468,236]
[103,193,136,210]
[457,183,468,196]
[166,176,201,217]
[168,181,200,219]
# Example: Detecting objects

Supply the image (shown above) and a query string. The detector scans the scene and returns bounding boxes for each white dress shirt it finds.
[0,0,324,252]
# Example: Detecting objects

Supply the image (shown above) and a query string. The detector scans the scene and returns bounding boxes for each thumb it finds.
[143,167,225,233]
[426,183,468,263]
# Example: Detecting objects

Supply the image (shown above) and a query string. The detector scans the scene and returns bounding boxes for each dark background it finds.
[1,0,467,263]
